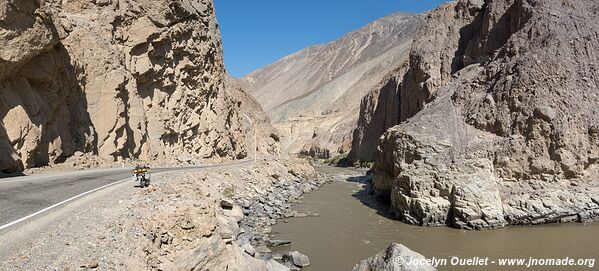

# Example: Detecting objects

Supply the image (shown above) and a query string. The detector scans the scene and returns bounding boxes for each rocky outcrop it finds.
[349,64,408,164]
[224,76,281,157]
[375,66,509,229]
[0,0,250,172]
[353,243,436,271]
[372,0,599,229]
[243,13,424,157]
[349,1,486,164]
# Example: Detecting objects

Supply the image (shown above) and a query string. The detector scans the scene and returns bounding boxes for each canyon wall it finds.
[348,64,407,164]
[349,1,485,164]
[370,0,599,229]
[0,0,251,172]
[243,13,424,158]
[224,76,281,157]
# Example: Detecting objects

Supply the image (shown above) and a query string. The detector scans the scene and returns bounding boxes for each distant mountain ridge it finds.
[242,12,425,156]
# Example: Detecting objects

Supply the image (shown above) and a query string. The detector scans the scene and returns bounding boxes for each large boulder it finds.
[353,243,436,271]
[282,251,310,267]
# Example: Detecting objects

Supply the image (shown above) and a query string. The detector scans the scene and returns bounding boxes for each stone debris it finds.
[267,240,292,247]
[241,243,256,257]
[266,259,292,271]
[1,159,321,270]
[80,260,99,269]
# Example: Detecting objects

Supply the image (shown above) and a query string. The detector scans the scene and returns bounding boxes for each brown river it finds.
[271,166,599,271]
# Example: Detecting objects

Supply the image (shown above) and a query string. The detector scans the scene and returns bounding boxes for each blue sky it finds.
[214,0,450,78]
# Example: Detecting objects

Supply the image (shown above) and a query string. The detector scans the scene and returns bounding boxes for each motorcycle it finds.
[132,166,151,188]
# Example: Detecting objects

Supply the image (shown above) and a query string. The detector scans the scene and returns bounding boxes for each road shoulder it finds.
[0,159,320,270]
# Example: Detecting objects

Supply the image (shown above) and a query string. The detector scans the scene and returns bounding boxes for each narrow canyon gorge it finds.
[0,0,597,270]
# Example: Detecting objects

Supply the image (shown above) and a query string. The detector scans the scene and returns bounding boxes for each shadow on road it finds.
[0,172,26,179]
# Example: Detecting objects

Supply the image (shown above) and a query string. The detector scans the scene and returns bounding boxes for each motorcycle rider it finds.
[132,165,151,188]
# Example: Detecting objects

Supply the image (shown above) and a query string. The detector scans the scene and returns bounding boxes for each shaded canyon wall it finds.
[0,0,252,172]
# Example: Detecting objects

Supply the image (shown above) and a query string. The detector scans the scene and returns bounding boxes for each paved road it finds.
[0,161,251,230]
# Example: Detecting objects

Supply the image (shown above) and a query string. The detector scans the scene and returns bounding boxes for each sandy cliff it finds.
[0,0,252,173]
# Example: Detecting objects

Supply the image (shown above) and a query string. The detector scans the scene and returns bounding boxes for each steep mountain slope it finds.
[348,64,409,163]
[242,13,424,157]
[0,0,256,172]
[349,1,484,163]
[224,75,281,157]
[365,0,599,229]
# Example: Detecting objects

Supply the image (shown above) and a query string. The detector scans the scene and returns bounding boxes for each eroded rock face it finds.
[349,64,408,164]
[372,0,599,229]
[349,1,484,164]
[0,0,249,172]
[224,76,281,157]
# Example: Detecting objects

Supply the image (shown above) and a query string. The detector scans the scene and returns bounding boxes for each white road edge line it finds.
[0,176,133,232]
[0,160,254,232]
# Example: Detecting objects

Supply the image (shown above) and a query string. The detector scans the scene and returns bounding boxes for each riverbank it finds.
[271,166,599,271]
[0,158,323,270]
[3,161,597,271]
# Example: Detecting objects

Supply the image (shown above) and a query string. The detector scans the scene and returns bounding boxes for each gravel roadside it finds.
[0,158,325,270]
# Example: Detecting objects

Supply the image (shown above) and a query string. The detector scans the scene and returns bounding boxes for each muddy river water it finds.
[271,167,599,271]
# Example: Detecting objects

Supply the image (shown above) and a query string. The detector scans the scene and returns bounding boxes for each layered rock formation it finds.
[369,0,599,229]
[0,0,251,172]
[242,13,424,157]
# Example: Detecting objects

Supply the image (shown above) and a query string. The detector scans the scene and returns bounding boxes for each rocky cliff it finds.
[348,64,408,164]
[0,0,252,172]
[349,1,485,164]
[242,13,424,157]
[224,75,281,157]
[371,0,599,229]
